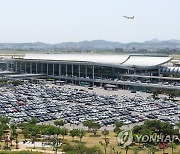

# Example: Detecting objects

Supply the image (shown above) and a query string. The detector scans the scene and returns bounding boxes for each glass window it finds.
[43,63,47,74]
[87,65,93,79]
[67,64,72,76]
[80,65,86,78]
[48,64,53,75]
[54,64,59,76]
[26,62,30,73]
[61,64,66,76]
[32,63,36,73]
[37,63,42,73]
[73,65,79,77]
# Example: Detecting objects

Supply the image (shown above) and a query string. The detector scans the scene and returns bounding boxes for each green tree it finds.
[115,121,123,128]
[169,142,176,154]
[77,129,86,143]
[114,121,123,136]
[113,127,121,136]
[10,128,18,146]
[54,119,65,128]
[10,124,17,130]
[132,125,142,135]
[60,128,68,140]
[47,125,57,136]
[102,129,109,139]
[22,127,30,138]
[0,129,4,140]
[0,123,9,130]
[69,129,79,142]
[83,121,101,136]
[134,120,176,137]
[90,122,101,136]
[83,120,93,131]
[54,127,62,138]
[30,126,40,149]
[29,117,37,125]
[0,117,10,124]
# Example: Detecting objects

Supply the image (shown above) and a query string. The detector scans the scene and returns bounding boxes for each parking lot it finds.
[0,81,179,130]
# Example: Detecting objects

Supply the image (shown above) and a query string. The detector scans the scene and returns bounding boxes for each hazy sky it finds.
[0,0,179,43]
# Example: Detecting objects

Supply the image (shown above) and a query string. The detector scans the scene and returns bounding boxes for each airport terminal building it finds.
[2,54,180,90]
[8,54,174,76]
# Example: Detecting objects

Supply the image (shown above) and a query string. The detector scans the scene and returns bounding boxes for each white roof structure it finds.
[24,53,129,64]
[122,55,172,68]
[23,54,172,69]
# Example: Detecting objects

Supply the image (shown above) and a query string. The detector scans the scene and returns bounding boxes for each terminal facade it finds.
[2,54,180,90]
[9,54,176,78]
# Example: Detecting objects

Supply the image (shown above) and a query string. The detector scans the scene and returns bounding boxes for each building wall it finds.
[11,60,129,80]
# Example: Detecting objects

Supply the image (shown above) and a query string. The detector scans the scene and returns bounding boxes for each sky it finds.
[0,0,179,43]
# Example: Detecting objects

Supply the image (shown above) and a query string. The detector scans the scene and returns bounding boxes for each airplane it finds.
[123,16,134,19]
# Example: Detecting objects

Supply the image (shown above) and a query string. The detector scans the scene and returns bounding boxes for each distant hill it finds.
[144,38,160,43]
[144,38,180,46]
[165,39,180,44]
[56,40,123,49]
[0,39,180,52]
